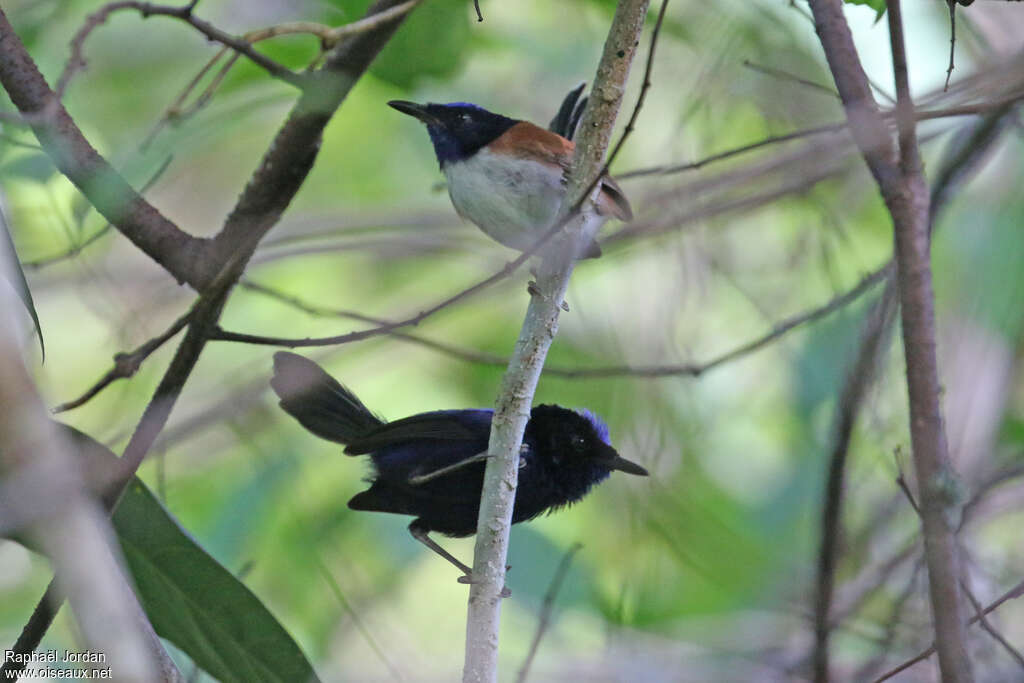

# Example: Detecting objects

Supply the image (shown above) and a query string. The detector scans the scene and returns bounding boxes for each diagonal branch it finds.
[0,9,212,289]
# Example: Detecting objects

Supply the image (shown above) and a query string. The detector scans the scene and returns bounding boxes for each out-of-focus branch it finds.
[872,578,1024,683]
[806,1,974,679]
[515,543,583,683]
[886,3,971,679]
[809,97,1017,682]
[618,96,1024,181]
[58,1,306,96]
[462,2,655,681]
[235,264,886,379]
[0,579,60,681]
[0,299,182,682]
[0,9,212,288]
[811,274,899,680]
[52,307,193,413]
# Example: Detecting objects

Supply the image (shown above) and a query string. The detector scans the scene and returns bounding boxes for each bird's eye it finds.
[460,113,472,124]
[571,435,586,452]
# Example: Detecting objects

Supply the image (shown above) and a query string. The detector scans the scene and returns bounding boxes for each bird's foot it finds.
[527,281,540,298]
[456,568,512,598]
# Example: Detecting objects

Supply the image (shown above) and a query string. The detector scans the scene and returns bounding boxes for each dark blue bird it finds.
[388,84,632,258]
[270,352,647,579]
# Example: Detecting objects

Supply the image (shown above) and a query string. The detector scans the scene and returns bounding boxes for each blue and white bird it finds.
[389,85,632,258]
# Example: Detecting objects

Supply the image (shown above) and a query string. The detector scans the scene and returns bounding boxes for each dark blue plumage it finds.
[270,352,647,575]
[392,102,518,166]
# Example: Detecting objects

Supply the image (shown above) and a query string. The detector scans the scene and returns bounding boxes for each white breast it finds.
[444,150,567,251]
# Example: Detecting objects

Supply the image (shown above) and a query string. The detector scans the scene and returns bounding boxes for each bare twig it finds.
[57,1,305,96]
[945,1,957,92]
[811,272,899,683]
[0,579,60,681]
[463,2,655,681]
[0,8,211,289]
[24,155,174,270]
[961,582,1024,669]
[806,1,973,678]
[515,543,583,683]
[872,579,1024,682]
[546,261,890,379]
[316,559,404,681]
[236,263,886,379]
[52,306,193,413]
[619,95,1024,181]
[742,59,839,99]
[811,98,1016,680]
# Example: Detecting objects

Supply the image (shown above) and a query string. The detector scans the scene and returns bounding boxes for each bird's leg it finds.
[409,522,473,575]
[408,522,511,597]
[407,452,490,485]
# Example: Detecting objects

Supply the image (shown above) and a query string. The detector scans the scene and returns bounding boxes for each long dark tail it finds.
[270,352,383,446]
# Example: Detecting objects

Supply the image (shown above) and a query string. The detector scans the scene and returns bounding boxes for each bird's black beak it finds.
[388,100,441,126]
[596,442,649,476]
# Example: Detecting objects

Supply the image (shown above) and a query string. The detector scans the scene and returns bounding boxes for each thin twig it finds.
[961,581,1024,669]
[871,579,1024,682]
[57,1,306,96]
[811,271,899,683]
[24,156,173,269]
[316,559,404,681]
[515,543,583,683]
[546,260,890,378]
[742,59,839,98]
[619,97,1024,180]
[228,262,885,379]
[0,10,211,289]
[945,1,957,92]
[0,579,61,681]
[52,307,193,413]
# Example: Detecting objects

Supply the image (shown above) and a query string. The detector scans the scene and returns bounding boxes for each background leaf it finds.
[0,207,44,361]
[114,477,321,683]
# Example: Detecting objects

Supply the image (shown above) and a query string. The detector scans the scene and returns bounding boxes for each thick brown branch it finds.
[0,10,211,288]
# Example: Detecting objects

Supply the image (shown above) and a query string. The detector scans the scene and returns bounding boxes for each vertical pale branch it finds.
[806,0,972,680]
[461,2,650,682]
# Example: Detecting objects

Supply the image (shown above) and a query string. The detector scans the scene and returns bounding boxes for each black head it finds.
[527,405,648,477]
[388,100,519,166]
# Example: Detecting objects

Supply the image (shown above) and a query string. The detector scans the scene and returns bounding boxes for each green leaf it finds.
[115,480,321,683]
[357,0,471,88]
[843,0,887,21]
[59,427,320,683]
[0,207,44,361]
